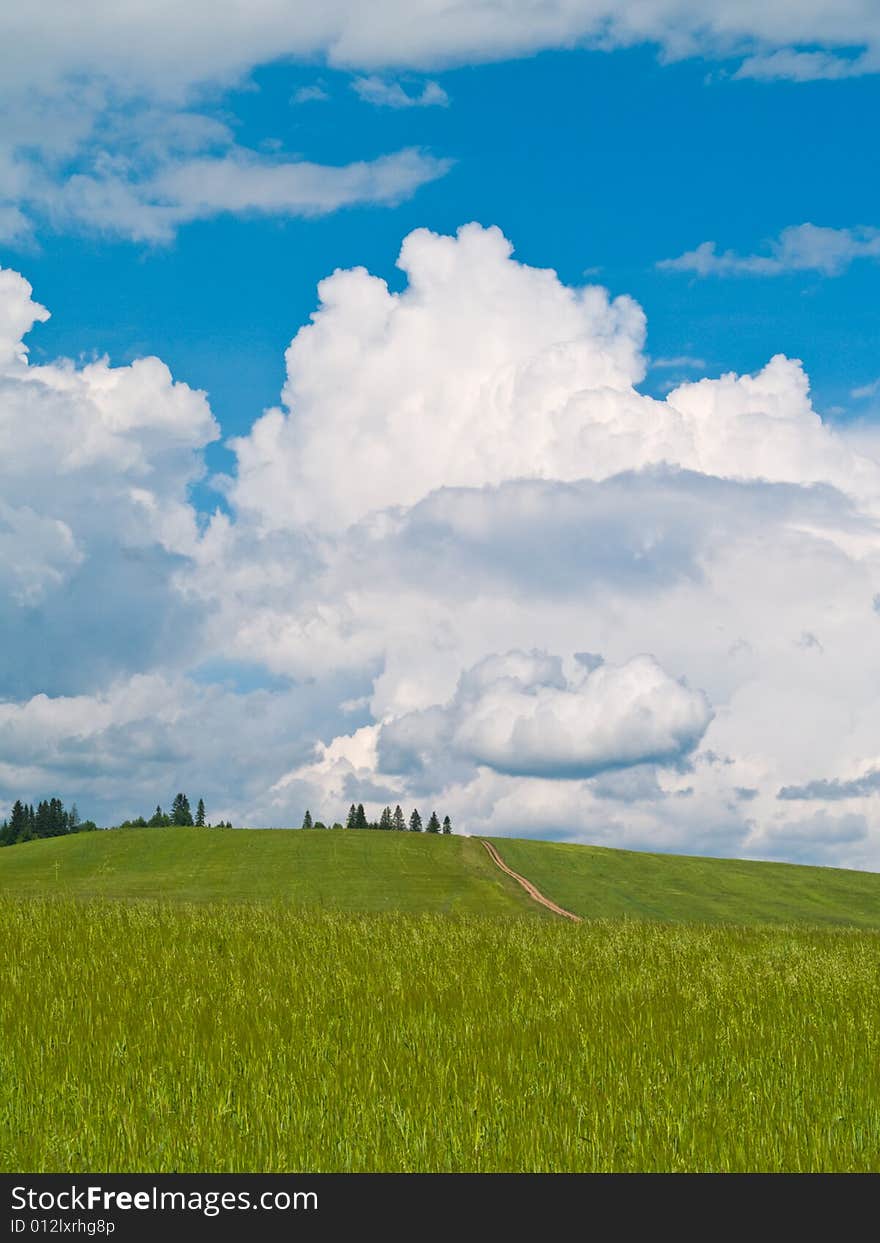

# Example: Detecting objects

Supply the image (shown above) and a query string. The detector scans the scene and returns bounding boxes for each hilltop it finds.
[2,826,880,927]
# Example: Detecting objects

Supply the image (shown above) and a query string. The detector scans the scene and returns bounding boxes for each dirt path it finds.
[480,839,582,922]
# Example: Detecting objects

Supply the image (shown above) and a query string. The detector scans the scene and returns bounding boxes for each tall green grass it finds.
[2,897,878,1172]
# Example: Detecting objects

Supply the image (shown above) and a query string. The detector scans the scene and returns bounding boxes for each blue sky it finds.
[9,45,880,458]
[2,4,880,865]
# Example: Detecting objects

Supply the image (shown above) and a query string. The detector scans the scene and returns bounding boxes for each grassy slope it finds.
[0,828,535,916]
[492,837,880,928]
[3,827,880,927]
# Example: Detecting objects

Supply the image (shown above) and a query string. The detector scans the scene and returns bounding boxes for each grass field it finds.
[3,827,880,929]
[2,897,878,1172]
[493,837,880,928]
[0,828,533,915]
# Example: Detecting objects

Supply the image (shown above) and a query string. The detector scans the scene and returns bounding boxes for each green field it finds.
[3,829,880,1172]
[1,897,878,1172]
[493,836,880,928]
[0,828,532,915]
[3,827,880,929]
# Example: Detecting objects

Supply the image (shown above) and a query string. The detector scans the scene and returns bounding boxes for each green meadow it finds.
[0,828,531,915]
[2,829,879,1172]
[4,826,880,927]
[493,836,880,928]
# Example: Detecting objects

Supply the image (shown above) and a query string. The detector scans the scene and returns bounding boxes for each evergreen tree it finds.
[195,798,206,827]
[392,804,406,832]
[9,800,28,843]
[355,803,368,830]
[34,800,51,838]
[0,818,12,847]
[69,803,80,832]
[302,809,313,829]
[409,808,423,832]
[148,805,165,827]
[426,811,441,834]
[442,815,452,835]
[346,803,358,830]
[171,793,193,826]
[379,806,392,831]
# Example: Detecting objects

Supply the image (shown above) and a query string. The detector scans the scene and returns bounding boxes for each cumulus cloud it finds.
[0,263,218,696]
[659,224,880,278]
[6,225,880,868]
[378,651,712,780]
[230,223,880,534]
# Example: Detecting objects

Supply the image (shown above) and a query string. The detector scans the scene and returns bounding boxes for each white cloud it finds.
[0,263,218,697]
[650,355,707,370]
[45,147,452,243]
[230,223,880,534]
[659,224,880,278]
[6,227,880,868]
[734,48,877,82]
[352,77,449,108]
[2,3,879,243]
[852,378,880,400]
[378,651,712,780]
[292,84,330,103]
[1,3,879,89]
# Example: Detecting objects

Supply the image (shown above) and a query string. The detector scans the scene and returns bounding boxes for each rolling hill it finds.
[492,836,880,928]
[0,827,534,914]
[1,826,880,927]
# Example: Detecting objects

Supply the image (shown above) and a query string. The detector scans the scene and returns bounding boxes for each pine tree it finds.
[346,803,358,830]
[427,811,441,834]
[409,808,423,832]
[379,806,392,830]
[393,804,406,832]
[9,800,28,843]
[195,798,206,827]
[302,809,313,829]
[442,815,452,835]
[355,803,368,830]
[34,800,51,838]
[148,805,165,828]
[171,793,193,826]
[69,803,80,832]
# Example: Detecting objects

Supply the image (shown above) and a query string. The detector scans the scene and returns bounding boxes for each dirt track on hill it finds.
[480,840,582,922]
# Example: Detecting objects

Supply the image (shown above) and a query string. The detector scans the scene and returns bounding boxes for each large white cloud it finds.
[378,650,712,779]
[5,229,880,869]
[229,223,880,533]
[0,264,218,696]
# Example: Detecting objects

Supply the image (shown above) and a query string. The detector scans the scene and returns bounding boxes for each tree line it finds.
[0,798,98,847]
[302,804,453,833]
[1,791,455,849]
[118,793,232,829]
[0,791,234,849]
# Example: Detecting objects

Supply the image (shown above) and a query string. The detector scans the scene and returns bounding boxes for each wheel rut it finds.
[480,839,582,922]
